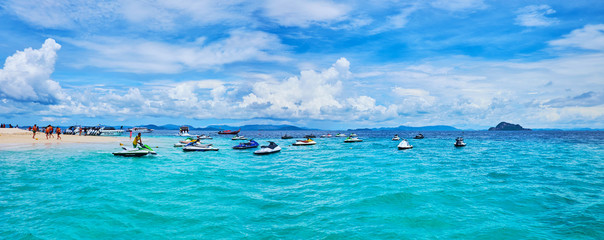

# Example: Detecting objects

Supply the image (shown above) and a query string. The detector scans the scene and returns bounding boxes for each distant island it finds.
[488,122,531,131]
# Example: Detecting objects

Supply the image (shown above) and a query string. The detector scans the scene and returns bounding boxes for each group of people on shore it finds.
[0,123,17,128]
[29,124,61,140]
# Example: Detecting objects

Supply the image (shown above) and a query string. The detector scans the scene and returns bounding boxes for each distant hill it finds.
[348,125,460,131]
[196,124,313,131]
[488,122,531,131]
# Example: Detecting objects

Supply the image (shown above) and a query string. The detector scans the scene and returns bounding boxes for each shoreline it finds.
[0,128,127,150]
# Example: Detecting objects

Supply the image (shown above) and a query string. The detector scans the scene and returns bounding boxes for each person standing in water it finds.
[132,133,143,148]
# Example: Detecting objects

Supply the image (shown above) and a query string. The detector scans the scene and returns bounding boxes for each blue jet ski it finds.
[233,139,259,149]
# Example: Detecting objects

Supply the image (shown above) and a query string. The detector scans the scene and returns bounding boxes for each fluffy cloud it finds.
[67,30,288,73]
[240,57,349,118]
[0,38,64,104]
[515,5,558,27]
[549,24,604,51]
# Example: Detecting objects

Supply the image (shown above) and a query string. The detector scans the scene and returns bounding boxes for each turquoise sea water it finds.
[1,131,603,239]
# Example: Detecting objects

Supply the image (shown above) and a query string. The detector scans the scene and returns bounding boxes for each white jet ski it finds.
[183,143,219,152]
[397,139,413,150]
[254,141,282,155]
[392,134,400,141]
[198,134,213,139]
[344,135,363,143]
[113,145,157,157]
[232,135,247,140]
[454,137,466,147]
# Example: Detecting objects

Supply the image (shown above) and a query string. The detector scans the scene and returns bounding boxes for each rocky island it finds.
[488,122,531,131]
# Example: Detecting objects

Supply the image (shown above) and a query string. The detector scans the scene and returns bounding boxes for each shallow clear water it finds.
[1,131,603,239]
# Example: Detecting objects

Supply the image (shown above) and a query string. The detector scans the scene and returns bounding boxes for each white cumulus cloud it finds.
[0,38,64,104]
[549,24,604,51]
[262,0,349,27]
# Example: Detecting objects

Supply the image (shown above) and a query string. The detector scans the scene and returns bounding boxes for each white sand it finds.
[0,128,127,147]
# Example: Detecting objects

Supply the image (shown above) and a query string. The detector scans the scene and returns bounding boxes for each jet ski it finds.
[232,135,247,140]
[281,134,293,139]
[233,139,259,149]
[344,135,363,143]
[454,137,466,147]
[414,133,424,139]
[292,139,316,146]
[349,133,358,137]
[254,141,281,155]
[335,133,346,137]
[113,145,157,157]
[183,142,219,152]
[198,134,213,139]
[392,134,400,141]
[304,134,316,138]
[320,134,333,138]
[397,139,413,150]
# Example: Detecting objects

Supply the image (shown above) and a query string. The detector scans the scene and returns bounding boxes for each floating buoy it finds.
[119,143,124,146]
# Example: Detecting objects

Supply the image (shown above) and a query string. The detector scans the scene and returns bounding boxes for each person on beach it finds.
[45,126,50,139]
[56,126,61,140]
[133,133,143,148]
[32,124,38,139]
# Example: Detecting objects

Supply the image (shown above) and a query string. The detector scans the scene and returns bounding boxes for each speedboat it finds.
[320,134,333,138]
[304,134,316,138]
[414,133,424,139]
[232,135,247,140]
[397,139,413,150]
[218,129,240,134]
[199,134,213,139]
[99,127,124,136]
[183,143,219,152]
[127,127,153,133]
[233,140,259,149]
[113,145,157,157]
[454,137,466,147]
[254,141,281,155]
[292,139,316,146]
[392,134,400,141]
[178,126,190,136]
[335,133,346,137]
[344,135,363,143]
[281,134,293,139]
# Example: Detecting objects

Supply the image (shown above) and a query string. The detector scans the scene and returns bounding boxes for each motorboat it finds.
[113,145,157,157]
[232,135,247,140]
[178,126,190,136]
[254,141,282,155]
[392,134,400,141]
[335,133,346,137]
[218,129,240,134]
[454,137,466,147]
[414,133,424,139]
[127,127,153,133]
[397,139,413,150]
[281,134,293,139]
[304,134,316,138]
[233,140,259,149]
[99,126,124,136]
[183,143,219,152]
[199,134,213,139]
[292,139,316,146]
[344,135,363,143]
[320,134,333,138]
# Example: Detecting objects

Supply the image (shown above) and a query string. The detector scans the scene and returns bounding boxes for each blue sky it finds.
[1,0,603,129]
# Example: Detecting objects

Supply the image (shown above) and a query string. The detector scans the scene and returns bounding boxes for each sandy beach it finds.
[0,128,126,148]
